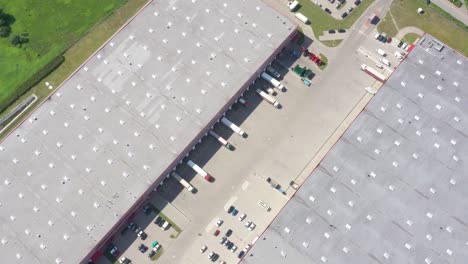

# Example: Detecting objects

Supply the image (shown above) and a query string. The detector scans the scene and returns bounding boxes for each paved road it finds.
[395,26,425,41]
[431,0,468,25]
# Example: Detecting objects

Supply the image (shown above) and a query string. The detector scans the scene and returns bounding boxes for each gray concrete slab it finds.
[242,35,468,264]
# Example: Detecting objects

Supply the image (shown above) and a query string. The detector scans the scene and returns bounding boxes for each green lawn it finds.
[377,0,468,56]
[0,0,125,113]
[296,0,375,40]
[401,33,421,44]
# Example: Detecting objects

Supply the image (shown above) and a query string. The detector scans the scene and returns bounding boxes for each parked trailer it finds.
[256,89,280,108]
[187,160,213,182]
[360,64,387,83]
[261,72,285,92]
[295,12,309,24]
[209,130,235,150]
[221,117,246,137]
[170,172,195,192]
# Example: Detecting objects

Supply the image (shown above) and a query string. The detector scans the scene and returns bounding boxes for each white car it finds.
[245,220,252,228]
[216,218,223,227]
[248,222,256,231]
[231,245,238,252]
[244,244,251,251]
[200,245,207,253]
[238,213,246,221]
[208,252,214,259]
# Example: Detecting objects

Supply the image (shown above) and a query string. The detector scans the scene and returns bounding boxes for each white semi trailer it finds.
[261,72,285,92]
[221,117,246,137]
[187,160,213,182]
[256,89,280,108]
[170,172,195,192]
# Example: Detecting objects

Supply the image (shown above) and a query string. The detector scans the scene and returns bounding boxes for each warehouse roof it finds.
[242,35,468,264]
[0,0,295,263]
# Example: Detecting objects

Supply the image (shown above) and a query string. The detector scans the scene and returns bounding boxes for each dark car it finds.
[211,253,219,262]
[158,220,166,228]
[138,244,148,253]
[143,205,152,215]
[381,37,387,43]
[324,8,332,14]
[227,241,234,250]
[341,12,348,18]
[238,251,245,258]
[154,216,162,225]
[214,229,220,236]
[226,229,233,237]
[148,251,156,258]
[328,29,336,34]
[387,37,392,43]
[338,29,346,33]
[398,41,404,48]
[128,222,137,231]
[227,206,235,214]
[354,0,361,5]
[231,209,239,216]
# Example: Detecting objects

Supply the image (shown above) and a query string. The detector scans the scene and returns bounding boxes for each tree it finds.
[9,34,28,47]
[0,25,10,37]
[0,18,5,27]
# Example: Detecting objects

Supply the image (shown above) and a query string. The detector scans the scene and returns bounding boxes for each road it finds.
[431,0,468,25]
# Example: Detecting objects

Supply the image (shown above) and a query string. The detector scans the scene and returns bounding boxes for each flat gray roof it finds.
[0,0,295,263]
[242,35,468,264]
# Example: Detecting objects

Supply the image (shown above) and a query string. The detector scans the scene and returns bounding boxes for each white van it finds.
[161,221,170,230]
[287,1,299,11]
[376,49,386,56]
[295,12,309,24]
[380,58,391,66]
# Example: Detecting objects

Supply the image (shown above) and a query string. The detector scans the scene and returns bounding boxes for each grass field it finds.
[0,0,125,113]
[401,33,421,44]
[0,0,149,140]
[377,0,468,56]
[296,0,375,41]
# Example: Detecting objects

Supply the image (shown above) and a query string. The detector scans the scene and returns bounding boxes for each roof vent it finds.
[41,184,47,190]
[327,209,334,216]
[143,165,150,170]
[425,258,432,264]
[85,168,92,173]
[405,243,412,250]
[78,189,84,195]
[366,214,374,221]
[25,229,31,235]
[55,258,63,264]
[309,195,315,202]
[0,146,4,151]
[18,193,24,199]
[71,211,77,217]
[10,215,16,221]
[383,252,390,259]
[40,243,46,249]
[78,134,84,140]
[92,146,99,152]
[56,197,62,203]
[63,234,70,240]
[321,256,327,262]
[113,139,119,145]
[4,179,11,185]
[93,202,100,208]
[100,180,106,186]
[182,32,187,37]
[16,253,22,259]
[1,238,7,245]
[33,206,40,213]
[86,225,93,231]
[128,152,134,158]
[122,172,129,178]
[284,227,291,233]
[149,144,155,150]
[107,159,113,165]
[71,155,77,160]
[48,220,54,226]
[49,163,55,168]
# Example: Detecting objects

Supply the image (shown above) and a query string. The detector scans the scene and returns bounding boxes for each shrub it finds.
[0,55,65,114]
[0,25,10,37]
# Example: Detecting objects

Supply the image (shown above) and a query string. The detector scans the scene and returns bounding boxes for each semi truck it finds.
[256,89,280,108]
[261,72,285,92]
[361,64,387,83]
[221,117,246,137]
[295,12,309,24]
[187,160,213,182]
[209,130,235,150]
[170,171,195,192]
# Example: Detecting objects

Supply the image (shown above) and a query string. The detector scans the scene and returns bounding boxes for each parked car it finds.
[238,251,245,258]
[138,244,148,253]
[161,221,170,230]
[398,41,404,48]
[216,218,224,227]
[214,229,220,236]
[143,205,152,215]
[148,251,156,258]
[227,206,235,214]
[347,7,354,12]
[226,241,234,249]
[314,1,322,7]
[226,229,233,237]
[128,222,137,231]
[137,230,147,240]
[154,216,163,226]
[245,220,252,228]
[354,0,361,5]
[324,8,332,14]
[135,226,141,234]
[220,236,227,245]
[328,29,336,34]
[231,245,238,252]
[387,37,392,43]
[266,66,281,78]
[238,213,246,221]
[341,12,348,18]
[200,245,208,253]
[336,3,341,9]
[208,252,219,261]
[328,0,335,3]
[119,257,131,264]
[109,245,119,257]
[338,29,346,33]
[248,222,256,231]
[231,209,239,216]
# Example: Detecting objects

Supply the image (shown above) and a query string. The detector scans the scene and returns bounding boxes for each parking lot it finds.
[311,0,363,20]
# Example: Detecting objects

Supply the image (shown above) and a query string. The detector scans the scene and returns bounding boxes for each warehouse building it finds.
[242,35,468,264]
[0,0,296,263]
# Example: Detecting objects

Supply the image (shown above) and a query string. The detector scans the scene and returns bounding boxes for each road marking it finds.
[241,181,250,191]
